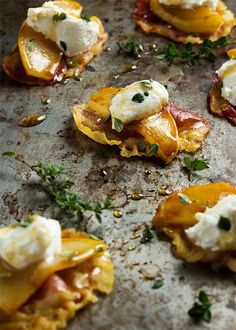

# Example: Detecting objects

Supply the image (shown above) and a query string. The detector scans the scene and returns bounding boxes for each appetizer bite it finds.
[153,182,236,271]
[208,58,236,125]
[0,214,114,329]
[133,0,236,44]
[2,0,107,85]
[73,80,210,164]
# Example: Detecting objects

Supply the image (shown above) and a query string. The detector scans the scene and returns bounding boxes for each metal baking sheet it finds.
[0,1,236,329]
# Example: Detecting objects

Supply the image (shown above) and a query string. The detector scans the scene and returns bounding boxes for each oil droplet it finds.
[128,245,136,251]
[123,64,137,73]
[158,189,171,196]
[144,169,151,176]
[99,169,108,177]
[131,193,145,201]
[113,210,123,218]
[41,97,51,105]
[17,114,47,127]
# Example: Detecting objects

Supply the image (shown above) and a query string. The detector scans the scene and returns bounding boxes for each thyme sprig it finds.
[117,40,143,57]
[157,37,233,66]
[2,151,113,224]
[183,156,209,181]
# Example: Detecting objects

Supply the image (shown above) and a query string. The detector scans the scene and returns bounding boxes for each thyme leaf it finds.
[188,290,212,323]
[140,224,153,244]
[113,118,124,132]
[183,156,209,181]
[53,12,67,23]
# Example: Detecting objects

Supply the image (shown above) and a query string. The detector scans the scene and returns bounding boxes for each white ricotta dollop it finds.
[185,195,236,251]
[0,214,61,270]
[110,80,168,126]
[27,1,99,57]
[159,0,219,10]
[216,59,236,106]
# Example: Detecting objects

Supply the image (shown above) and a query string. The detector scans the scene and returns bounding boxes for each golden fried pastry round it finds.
[2,1,107,84]
[153,182,236,271]
[133,0,236,44]
[73,87,210,164]
[0,229,114,330]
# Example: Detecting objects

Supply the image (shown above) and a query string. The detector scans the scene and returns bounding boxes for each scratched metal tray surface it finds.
[0,0,236,329]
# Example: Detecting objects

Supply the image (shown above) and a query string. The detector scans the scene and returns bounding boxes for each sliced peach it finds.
[18,21,62,80]
[86,87,121,120]
[130,109,179,163]
[153,182,236,230]
[2,46,46,84]
[150,0,223,34]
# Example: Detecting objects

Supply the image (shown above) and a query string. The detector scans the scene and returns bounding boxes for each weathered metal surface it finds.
[0,1,236,329]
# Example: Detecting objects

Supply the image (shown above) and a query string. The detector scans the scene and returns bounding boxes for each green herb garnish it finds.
[138,139,146,151]
[66,58,80,68]
[2,151,17,157]
[132,93,144,103]
[144,91,149,96]
[117,40,143,57]
[60,40,67,51]
[157,37,231,66]
[0,271,12,278]
[2,152,113,225]
[27,39,35,52]
[113,118,124,132]
[178,193,191,205]
[183,156,209,181]
[81,15,91,22]
[218,216,231,231]
[140,224,153,244]
[148,143,159,155]
[53,12,67,22]
[140,80,153,90]
[152,278,163,289]
[188,290,212,323]
[18,215,35,228]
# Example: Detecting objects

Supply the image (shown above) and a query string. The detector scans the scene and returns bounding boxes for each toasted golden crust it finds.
[153,182,236,271]
[134,1,236,44]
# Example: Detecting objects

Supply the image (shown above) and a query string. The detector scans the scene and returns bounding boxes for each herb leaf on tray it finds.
[117,40,143,57]
[188,290,212,323]
[156,37,233,66]
[2,151,113,225]
[183,156,209,181]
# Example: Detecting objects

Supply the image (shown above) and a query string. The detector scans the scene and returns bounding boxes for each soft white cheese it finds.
[185,195,236,251]
[159,0,219,10]
[27,1,99,57]
[110,80,168,126]
[0,214,61,270]
[216,59,236,106]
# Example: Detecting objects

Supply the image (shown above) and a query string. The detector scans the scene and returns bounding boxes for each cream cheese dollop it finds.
[159,0,219,10]
[185,195,236,251]
[0,214,61,270]
[110,80,168,127]
[216,59,236,106]
[27,1,99,57]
